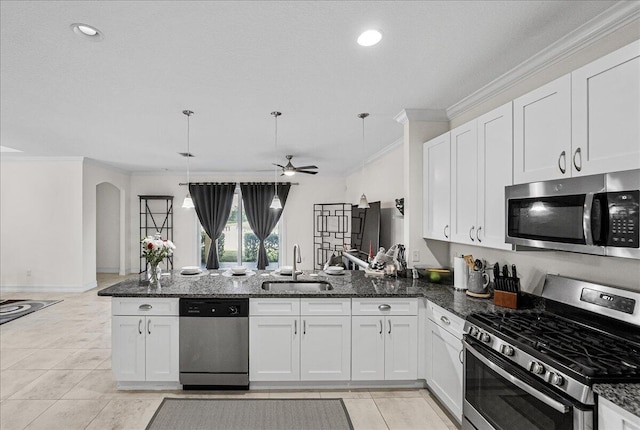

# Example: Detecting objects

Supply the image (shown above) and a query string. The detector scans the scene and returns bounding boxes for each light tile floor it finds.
[0,274,459,430]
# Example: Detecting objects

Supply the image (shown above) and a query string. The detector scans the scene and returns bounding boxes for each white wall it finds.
[440,27,640,293]
[130,172,347,272]
[96,182,120,273]
[345,143,404,249]
[0,158,85,291]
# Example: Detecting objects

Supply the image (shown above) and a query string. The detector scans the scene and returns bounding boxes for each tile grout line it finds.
[81,398,113,430]
[371,395,392,430]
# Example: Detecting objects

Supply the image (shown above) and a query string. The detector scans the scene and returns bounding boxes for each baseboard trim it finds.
[249,379,427,390]
[0,280,97,293]
[116,381,182,391]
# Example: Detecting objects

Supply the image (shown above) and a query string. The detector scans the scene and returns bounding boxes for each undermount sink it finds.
[261,281,333,292]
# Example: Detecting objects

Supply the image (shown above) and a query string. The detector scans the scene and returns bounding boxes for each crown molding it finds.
[394,109,449,125]
[446,1,640,120]
[0,155,85,163]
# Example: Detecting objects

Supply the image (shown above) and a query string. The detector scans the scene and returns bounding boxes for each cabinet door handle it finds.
[444,225,449,239]
[294,319,297,335]
[573,147,582,172]
[440,315,451,325]
[459,349,464,364]
[138,304,152,311]
[558,151,566,174]
[379,320,383,334]
[147,319,151,335]
[388,319,392,334]
[303,320,306,335]
[469,226,475,242]
[378,304,391,311]
[476,226,482,243]
[138,319,142,334]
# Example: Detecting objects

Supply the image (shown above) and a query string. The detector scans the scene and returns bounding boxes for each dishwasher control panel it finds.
[179,298,249,317]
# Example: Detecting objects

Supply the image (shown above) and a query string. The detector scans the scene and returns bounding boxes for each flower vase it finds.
[148,262,160,288]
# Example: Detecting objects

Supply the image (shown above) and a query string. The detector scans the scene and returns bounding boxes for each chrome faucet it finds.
[292,244,302,281]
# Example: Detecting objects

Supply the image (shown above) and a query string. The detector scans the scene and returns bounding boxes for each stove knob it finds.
[500,345,515,356]
[549,373,564,386]
[469,327,479,337]
[480,333,491,343]
[530,362,545,375]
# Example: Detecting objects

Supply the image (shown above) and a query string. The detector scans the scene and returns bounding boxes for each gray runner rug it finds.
[146,398,354,430]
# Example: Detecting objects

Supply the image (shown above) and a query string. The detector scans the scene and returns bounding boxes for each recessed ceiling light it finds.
[357,30,382,47]
[70,23,104,41]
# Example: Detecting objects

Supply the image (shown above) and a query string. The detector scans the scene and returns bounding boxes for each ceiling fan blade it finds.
[293,165,318,170]
[297,170,318,175]
[272,163,286,168]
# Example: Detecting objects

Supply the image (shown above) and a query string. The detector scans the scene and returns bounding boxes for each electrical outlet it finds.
[412,250,420,262]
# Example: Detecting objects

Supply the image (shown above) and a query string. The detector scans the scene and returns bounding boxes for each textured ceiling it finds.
[0,1,616,175]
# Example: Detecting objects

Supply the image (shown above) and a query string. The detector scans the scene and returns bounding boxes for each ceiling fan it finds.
[274,155,318,176]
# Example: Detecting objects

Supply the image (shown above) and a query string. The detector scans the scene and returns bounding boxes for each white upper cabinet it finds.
[571,40,640,176]
[477,102,513,249]
[448,102,513,249]
[423,132,451,241]
[514,74,572,184]
[450,121,478,244]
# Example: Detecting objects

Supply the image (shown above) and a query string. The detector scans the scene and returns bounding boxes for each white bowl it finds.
[325,266,345,275]
[231,266,247,275]
[181,266,202,275]
[279,266,293,275]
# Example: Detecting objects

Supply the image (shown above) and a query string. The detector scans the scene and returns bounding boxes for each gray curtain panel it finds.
[240,183,291,269]
[189,183,236,269]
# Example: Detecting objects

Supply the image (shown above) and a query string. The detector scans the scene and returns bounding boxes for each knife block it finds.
[494,290,518,309]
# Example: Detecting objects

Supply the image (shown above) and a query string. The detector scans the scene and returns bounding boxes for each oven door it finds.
[463,338,592,430]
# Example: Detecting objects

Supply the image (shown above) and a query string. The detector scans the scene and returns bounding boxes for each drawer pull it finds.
[440,315,451,325]
[378,304,391,311]
[139,304,152,311]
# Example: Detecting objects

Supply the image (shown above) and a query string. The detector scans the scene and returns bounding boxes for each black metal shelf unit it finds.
[313,203,351,269]
[139,195,174,274]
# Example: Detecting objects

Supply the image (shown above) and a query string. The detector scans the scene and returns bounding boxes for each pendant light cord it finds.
[183,110,194,187]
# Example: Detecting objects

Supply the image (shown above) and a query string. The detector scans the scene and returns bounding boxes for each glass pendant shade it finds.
[270,194,282,209]
[182,194,194,209]
[358,193,370,209]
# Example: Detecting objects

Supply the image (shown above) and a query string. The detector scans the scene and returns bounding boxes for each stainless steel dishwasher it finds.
[179,298,249,389]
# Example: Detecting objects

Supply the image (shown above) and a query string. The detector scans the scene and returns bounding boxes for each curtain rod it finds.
[179,182,299,186]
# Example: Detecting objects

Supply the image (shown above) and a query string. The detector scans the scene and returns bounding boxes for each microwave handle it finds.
[583,193,595,246]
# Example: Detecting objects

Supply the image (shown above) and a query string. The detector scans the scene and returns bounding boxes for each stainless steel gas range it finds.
[463,275,640,430]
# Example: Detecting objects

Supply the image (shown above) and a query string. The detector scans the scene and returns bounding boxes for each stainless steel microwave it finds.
[505,169,639,259]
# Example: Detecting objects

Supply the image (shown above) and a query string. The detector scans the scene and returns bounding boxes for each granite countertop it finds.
[98,269,533,318]
[594,383,640,418]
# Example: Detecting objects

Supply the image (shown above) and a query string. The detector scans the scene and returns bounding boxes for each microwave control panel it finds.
[607,191,639,248]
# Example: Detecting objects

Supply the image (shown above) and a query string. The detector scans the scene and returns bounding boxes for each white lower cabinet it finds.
[111,298,179,384]
[249,316,300,381]
[249,298,351,382]
[352,299,418,381]
[598,397,640,430]
[426,301,464,423]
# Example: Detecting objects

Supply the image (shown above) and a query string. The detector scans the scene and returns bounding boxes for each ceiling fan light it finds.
[358,193,370,209]
[283,170,296,176]
[270,194,282,209]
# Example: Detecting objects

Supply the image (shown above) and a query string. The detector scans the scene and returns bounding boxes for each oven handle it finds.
[465,341,570,414]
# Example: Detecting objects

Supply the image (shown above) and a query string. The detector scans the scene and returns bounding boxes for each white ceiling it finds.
[0,1,617,175]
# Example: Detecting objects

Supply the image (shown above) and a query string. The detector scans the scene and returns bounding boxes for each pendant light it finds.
[357,113,370,209]
[181,110,195,209]
[269,111,283,210]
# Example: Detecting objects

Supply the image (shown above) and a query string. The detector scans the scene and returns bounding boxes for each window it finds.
[200,187,281,269]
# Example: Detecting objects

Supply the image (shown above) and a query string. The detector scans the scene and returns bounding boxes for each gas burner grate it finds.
[470,311,640,378]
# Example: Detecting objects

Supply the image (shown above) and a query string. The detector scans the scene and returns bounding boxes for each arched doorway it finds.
[96,182,124,277]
